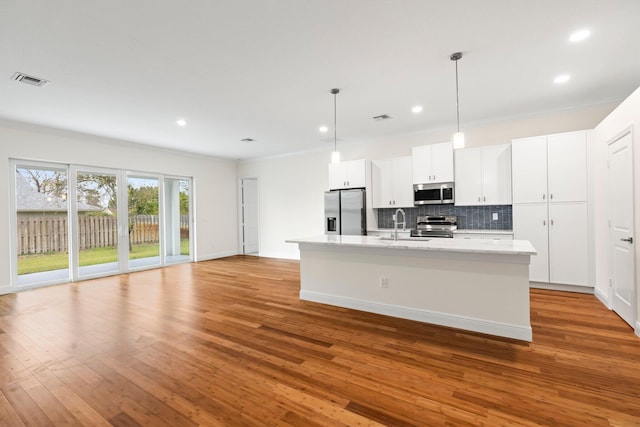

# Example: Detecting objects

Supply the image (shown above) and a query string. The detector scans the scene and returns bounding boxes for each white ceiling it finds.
[1,0,639,160]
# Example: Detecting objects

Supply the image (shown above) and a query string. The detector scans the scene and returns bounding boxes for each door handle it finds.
[621,237,634,244]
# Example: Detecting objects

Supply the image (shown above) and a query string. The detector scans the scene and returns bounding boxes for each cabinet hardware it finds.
[550,219,554,226]
[478,197,481,202]
[483,196,486,202]
[543,194,545,200]
[550,193,553,200]
[621,237,634,244]
[543,220,546,226]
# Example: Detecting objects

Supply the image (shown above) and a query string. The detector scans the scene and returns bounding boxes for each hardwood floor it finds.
[0,255,638,426]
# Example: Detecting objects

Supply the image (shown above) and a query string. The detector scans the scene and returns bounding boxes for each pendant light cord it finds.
[455,58,460,133]
[333,91,337,152]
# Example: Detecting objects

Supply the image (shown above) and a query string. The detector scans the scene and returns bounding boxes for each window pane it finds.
[165,178,191,263]
[128,176,160,268]
[77,171,119,276]
[16,166,69,285]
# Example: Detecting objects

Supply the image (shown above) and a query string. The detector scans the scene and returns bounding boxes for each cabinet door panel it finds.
[481,144,512,205]
[346,159,366,188]
[454,148,482,206]
[431,142,454,182]
[513,203,549,282]
[393,156,414,207]
[548,203,588,285]
[371,159,393,208]
[328,162,347,190]
[511,136,548,203]
[547,131,587,202]
[411,145,432,184]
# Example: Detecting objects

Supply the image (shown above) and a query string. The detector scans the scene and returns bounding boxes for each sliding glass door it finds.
[75,169,120,278]
[127,175,161,269]
[164,177,192,264]
[11,160,194,289]
[14,163,70,286]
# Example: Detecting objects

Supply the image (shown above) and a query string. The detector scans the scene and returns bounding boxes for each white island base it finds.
[288,236,536,341]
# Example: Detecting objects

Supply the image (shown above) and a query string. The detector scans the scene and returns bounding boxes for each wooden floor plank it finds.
[0,255,638,426]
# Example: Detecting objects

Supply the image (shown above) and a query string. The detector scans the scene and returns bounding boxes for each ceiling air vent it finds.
[11,72,50,87]
[373,114,391,121]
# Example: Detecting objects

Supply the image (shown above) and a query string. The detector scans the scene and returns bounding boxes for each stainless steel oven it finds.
[411,215,457,238]
[413,182,454,205]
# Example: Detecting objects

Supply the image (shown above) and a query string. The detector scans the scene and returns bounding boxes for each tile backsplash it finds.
[377,204,512,230]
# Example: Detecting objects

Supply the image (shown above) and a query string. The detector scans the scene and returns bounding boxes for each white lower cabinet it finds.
[513,202,588,286]
[548,203,588,286]
[513,204,549,282]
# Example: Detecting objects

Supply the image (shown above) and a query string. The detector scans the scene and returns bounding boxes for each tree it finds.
[127,185,159,251]
[18,168,67,197]
[77,174,117,211]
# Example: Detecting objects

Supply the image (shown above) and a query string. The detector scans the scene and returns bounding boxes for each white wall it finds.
[593,86,640,331]
[0,119,239,293]
[238,103,615,260]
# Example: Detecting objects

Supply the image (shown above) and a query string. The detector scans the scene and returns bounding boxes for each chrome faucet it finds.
[393,208,406,241]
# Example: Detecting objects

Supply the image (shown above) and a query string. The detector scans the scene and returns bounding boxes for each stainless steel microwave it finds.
[413,182,455,205]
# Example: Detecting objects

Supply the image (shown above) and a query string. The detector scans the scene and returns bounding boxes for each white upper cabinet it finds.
[511,136,547,203]
[512,130,587,203]
[411,141,454,184]
[547,131,587,202]
[372,156,413,208]
[454,148,482,205]
[454,144,512,206]
[481,144,513,205]
[328,159,366,190]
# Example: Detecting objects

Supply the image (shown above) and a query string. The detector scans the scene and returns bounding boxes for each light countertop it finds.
[287,235,536,256]
[368,228,513,235]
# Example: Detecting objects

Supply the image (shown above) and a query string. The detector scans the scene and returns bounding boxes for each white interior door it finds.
[242,178,259,254]
[608,132,635,328]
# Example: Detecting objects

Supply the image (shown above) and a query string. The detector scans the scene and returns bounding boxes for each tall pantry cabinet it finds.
[511,130,591,289]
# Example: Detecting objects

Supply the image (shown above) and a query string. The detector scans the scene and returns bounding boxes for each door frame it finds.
[606,126,636,330]
[238,177,259,255]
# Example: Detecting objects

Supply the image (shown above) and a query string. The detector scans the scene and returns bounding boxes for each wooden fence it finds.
[17,215,189,255]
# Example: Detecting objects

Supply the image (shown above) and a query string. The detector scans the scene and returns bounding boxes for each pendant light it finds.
[330,88,341,163]
[450,52,465,149]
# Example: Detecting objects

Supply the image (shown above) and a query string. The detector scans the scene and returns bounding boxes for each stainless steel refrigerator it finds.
[324,189,367,235]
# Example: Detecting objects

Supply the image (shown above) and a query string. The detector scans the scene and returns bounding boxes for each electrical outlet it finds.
[492,212,499,221]
[379,276,388,288]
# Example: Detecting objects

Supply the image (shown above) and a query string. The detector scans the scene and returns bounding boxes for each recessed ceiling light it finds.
[176,119,187,127]
[569,29,591,43]
[554,74,571,84]
[319,126,328,133]
[411,105,423,114]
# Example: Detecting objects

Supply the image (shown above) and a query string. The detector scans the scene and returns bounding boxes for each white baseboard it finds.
[530,281,594,294]
[300,290,532,342]
[196,250,238,262]
[636,322,640,339]
[0,285,13,296]
[594,287,610,309]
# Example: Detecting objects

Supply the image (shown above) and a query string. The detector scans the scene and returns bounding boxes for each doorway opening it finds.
[240,178,259,255]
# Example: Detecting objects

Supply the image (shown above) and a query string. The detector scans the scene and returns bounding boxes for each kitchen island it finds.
[286,235,536,341]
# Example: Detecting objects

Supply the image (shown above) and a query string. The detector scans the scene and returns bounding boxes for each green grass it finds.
[18,240,190,275]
